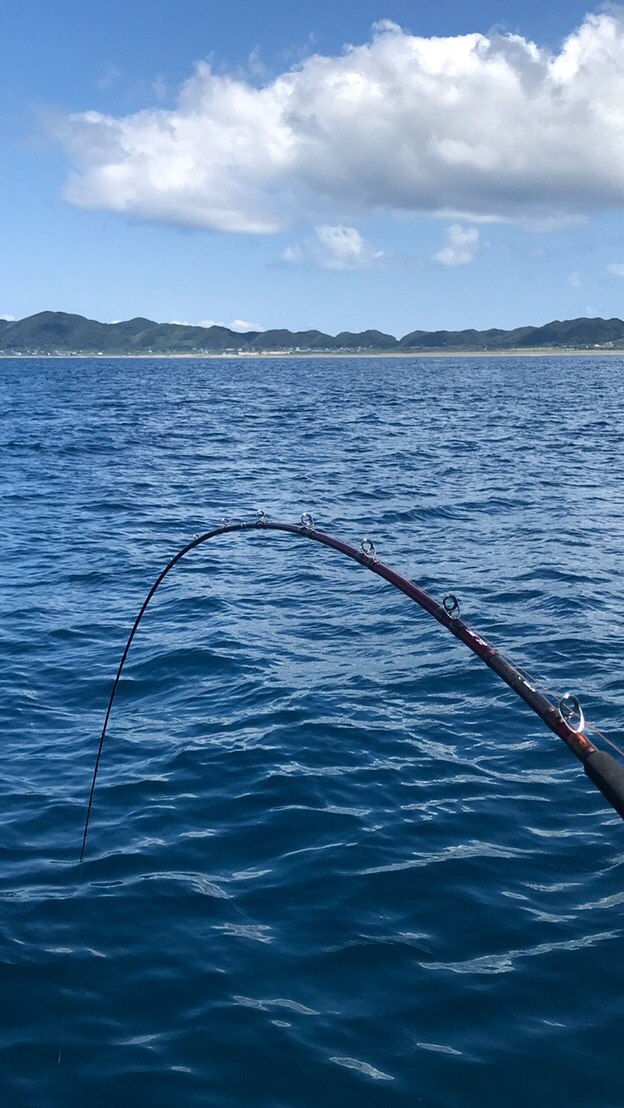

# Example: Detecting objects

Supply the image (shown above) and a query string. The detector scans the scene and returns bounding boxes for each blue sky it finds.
[3,0,624,336]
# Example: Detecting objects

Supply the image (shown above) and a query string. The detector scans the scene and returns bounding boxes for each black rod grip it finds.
[583,750,624,820]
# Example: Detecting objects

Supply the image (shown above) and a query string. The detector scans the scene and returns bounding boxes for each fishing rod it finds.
[81,512,624,860]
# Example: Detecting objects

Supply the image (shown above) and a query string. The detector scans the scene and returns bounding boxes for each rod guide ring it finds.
[443,593,460,617]
[559,693,585,734]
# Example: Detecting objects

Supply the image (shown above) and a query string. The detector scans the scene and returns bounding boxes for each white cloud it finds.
[227,319,266,333]
[607,262,624,276]
[568,269,582,287]
[282,225,386,269]
[57,12,624,233]
[151,76,168,102]
[0,314,16,321]
[433,224,480,266]
[95,66,121,93]
[170,318,266,332]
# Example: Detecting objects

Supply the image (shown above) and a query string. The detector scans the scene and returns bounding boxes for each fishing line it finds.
[81,512,624,861]
[491,647,624,758]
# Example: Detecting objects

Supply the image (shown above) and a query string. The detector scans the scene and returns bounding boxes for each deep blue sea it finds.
[2,354,624,1107]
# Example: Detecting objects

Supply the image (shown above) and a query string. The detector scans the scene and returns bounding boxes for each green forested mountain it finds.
[2,311,624,354]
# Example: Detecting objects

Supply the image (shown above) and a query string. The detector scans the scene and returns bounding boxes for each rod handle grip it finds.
[583,750,624,820]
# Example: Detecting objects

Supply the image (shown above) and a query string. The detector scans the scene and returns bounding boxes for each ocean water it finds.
[2,353,624,1107]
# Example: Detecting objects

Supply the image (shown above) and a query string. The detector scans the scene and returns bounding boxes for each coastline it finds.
[2,347,624,359]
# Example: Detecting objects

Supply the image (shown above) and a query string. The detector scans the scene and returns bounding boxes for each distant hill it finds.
[397,318,624,351]
[1,311,624,355]
[250,328,333,351]
[334,329,398,349]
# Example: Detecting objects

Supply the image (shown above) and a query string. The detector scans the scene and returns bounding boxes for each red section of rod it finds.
[276,522,596,763]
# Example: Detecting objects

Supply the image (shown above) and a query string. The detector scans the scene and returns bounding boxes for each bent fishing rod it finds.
[81,512,624,861]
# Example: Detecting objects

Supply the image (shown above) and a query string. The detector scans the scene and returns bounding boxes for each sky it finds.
[4,0,624,336]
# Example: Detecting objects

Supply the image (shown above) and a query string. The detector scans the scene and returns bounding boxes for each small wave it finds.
[330,1056,394,1081]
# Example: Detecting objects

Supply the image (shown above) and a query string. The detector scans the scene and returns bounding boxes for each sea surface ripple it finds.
[2,354,624,1106]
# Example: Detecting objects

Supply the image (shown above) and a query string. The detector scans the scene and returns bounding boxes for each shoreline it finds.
[2,347,624,359]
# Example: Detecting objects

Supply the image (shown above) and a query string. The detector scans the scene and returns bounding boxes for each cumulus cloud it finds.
[57,12,624,233]
[607,262,624,276]
[0,313,16,321]
[170,318,266,332]
[433,224,480,266]
[282,225,386,269]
